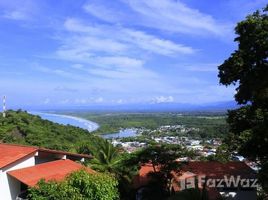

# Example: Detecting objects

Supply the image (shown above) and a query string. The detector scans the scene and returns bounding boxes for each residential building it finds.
[0,143,93,200]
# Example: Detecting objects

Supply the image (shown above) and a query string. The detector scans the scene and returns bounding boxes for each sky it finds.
[0,0,267,109]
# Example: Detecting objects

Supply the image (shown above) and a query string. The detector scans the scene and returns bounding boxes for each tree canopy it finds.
[0,110,98,151]
[28,170,119,200]
[218,5,268,192]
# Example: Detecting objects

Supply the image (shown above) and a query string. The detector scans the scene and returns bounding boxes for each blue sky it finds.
[0,0,267,108]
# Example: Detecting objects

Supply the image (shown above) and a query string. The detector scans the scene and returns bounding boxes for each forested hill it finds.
[0,110,96,151]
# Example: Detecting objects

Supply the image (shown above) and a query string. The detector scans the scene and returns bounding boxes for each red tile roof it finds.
[0,143,37,169]
[0,143,92,169]
[133,161,256,189]
[8,159,95,187]
[180,161,255,179]
[133,164,160,188]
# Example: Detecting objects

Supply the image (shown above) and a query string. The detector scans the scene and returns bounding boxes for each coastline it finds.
[29,111,99,132]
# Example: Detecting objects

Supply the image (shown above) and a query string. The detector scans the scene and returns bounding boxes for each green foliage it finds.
[0,110,98,151]
[135,144,187,173]
[28,170,119,200]
[76,139,139,199]
[218,6,268,105]
[71,112,228,139]
[218,5,268,161]
[76,137,121,173]
[132,144,192,195]
[205,144,231,163]
[218,5,268,193]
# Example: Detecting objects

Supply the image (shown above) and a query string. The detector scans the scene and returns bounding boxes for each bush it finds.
[28,170,119,200]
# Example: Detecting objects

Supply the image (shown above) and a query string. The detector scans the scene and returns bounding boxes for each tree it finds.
[76,139,138,199]
[218,5,268,192]
[76,138,121,173]
[28,169,119,200]
[133,144,190,196]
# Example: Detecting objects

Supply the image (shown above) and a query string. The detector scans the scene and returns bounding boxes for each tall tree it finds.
[218,5,268,192]
[76,138,138,199]
[76,137,121,173]
[134,144,190,196]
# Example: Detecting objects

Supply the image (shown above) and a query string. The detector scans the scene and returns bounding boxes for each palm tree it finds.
[76,137,139,199]
[76,137,121,172]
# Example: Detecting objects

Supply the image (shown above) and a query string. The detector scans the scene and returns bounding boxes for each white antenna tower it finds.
[3,95,6,118]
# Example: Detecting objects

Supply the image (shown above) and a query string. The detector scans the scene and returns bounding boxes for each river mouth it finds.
[102,128,138,139]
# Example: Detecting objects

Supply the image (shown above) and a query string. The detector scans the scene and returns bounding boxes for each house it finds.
[0,143,93,200]
[133,161,257,200]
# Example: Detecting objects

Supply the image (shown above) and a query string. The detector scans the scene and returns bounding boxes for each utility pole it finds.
[3,95,6,118]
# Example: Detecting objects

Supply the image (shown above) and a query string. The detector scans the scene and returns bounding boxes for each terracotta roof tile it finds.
[133,161,256,189]
[180,161,256,179]
[0,143,37,169]
[8,159,95,187]
[0,143,92,169]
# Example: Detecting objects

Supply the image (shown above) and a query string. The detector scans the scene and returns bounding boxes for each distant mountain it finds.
[25,100,238,112]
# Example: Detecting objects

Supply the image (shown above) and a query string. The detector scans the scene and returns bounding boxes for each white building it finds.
[0,143,93,200]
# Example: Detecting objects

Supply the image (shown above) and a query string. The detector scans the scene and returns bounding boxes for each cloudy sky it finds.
[0,0,267,108]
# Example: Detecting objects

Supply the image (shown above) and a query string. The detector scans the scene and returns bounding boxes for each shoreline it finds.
[29,111,99,132]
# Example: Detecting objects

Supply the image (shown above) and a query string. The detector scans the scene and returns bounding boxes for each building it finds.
[0,143,93,200]
[134,161,257,200]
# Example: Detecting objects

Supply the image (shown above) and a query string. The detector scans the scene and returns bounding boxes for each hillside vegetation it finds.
[0,110,96,151]
[69,112,228,138]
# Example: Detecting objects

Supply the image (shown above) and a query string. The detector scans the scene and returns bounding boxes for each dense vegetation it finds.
[0,110,97,151]
[218,5,268,193]
[70,112,228,138]
[28,170,119,200]
[76,141,197,200]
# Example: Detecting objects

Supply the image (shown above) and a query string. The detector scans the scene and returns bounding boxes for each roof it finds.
[180,161,256,179]
[133,164,159,188]
[38,148,92,159]
[0,143,37,169]
[8,159,95,187]
[133,161,256,189]
[0,143,92,169]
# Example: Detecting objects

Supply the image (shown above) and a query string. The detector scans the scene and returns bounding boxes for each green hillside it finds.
[0,110,96,151]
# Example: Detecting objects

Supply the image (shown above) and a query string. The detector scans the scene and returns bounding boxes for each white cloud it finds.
[61,18,194,57]
[59,99,70,104]
[0,0,39,21]
[122,29,194,55]
[83,0,231,37]
[74,98,88,104]
[95,97,104,103]
[3,10,28,20]
[34,64,89,81]
[54,18,195,79]
[116,99,123,104]
[184,63,219,72]
[71,64,84,69]
[54,86,78,93]
[74,97,104,104]
[151,96,174,104]
[43,98,50,104]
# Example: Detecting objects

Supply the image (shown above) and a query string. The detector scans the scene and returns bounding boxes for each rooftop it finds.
[8,159,95,187]
[180,161,256,179]
[0,143,92,169]
[0,143,37,169]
